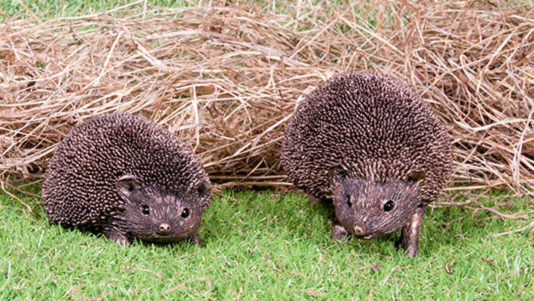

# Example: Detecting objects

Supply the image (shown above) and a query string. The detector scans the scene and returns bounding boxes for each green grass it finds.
[1,189,533,299]
[0,0,189,18]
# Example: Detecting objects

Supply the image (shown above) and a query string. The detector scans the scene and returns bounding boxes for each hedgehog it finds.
[42,112,211,245]
[281,71,452,256]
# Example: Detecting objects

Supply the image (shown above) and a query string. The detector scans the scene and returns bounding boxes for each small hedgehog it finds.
[43,112,211,245]
[282,71,452,256]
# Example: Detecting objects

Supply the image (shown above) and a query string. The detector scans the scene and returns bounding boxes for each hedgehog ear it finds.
[198,180,212,210]
[197,180,211,198]
[406,170,425,185]
[328,166,346,185]
[116,174,138,197]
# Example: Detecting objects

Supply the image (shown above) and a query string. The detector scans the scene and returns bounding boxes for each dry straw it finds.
[1,1,533,200]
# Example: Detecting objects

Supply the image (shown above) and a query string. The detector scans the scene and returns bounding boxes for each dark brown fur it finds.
[42,112,211,245]
[282,71,452,256]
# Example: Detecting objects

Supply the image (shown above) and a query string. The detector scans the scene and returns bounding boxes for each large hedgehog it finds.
[282,71,452,256]
[43,112,211,245]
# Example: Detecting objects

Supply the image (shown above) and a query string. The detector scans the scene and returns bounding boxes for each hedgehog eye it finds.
[346,195,352,207]
[383,200,395,212]
[141,205,150,215]
[181,208,190,218]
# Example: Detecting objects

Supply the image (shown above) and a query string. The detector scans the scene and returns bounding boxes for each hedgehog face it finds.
[114,175,211,243]
[331,170,425,239]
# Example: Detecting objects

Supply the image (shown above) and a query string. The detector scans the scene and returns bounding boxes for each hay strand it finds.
[0,1,532,198]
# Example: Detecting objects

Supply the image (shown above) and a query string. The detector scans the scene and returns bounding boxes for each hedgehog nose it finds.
[353,224,366,236]
[157,223,171,235]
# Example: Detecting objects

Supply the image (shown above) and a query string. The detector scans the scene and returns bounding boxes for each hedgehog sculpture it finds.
[43,112,211,245]
[282,71,452,256]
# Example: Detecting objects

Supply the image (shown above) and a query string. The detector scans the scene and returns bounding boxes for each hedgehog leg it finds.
[398,205,427,257]
[331,223,352,241]
[307,194,321,204]
[188,233,203,245]
[103,227,131,245]
[329,206,352,241]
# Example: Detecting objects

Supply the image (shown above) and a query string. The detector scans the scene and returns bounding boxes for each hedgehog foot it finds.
[188,233,203,245]
[104,228,131,245]
[331,224,352,241]
[397,205,427,257]
[307,194,321,204]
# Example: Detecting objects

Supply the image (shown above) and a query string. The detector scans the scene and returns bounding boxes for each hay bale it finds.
[0,1,532,196]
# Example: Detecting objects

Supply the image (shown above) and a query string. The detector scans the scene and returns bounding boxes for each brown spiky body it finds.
[282,71,452,255]
[42,112,211,243]
[282,71,452,203]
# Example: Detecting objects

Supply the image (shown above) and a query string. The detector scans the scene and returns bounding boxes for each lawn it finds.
[1,188,533,299]
[1,0,533,300]
[1,0,189,16]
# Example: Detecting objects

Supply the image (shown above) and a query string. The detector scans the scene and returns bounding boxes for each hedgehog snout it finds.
[157,222,171,235]
[352,224,367,236]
